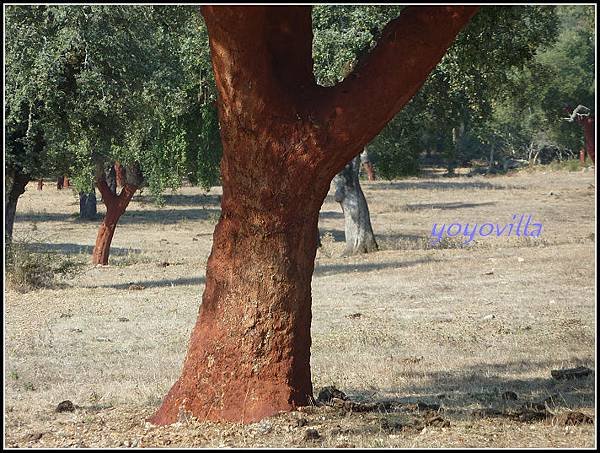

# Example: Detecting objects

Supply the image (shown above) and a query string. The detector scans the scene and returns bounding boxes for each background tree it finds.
[5,5,221,260]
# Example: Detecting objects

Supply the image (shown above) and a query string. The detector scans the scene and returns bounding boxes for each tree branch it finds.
[201,6,318,118]
[316,6,479,174]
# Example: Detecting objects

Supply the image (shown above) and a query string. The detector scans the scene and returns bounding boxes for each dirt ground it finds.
[4,166,596,448]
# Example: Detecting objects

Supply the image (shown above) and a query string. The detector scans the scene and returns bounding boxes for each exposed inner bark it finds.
[152,5,478,425]
[5,171,30,241]
[91,179,137,265]
[578,116,595,164]
[334,155,378,255]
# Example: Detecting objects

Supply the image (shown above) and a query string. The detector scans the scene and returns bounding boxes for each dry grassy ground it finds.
[4,167,596,448]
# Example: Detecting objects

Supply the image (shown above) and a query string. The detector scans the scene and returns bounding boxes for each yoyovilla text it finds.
[431,214,543,245]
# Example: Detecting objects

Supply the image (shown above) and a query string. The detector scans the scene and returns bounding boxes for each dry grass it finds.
[4,167,596,448]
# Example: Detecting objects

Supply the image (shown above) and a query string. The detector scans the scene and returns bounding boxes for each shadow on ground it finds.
[336,359,595,419]
[27,242,140,256]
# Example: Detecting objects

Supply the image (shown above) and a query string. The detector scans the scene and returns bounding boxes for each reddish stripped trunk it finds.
[580,116,595,164]
[37,179,43,190]
[151,5,477,425]
[63,176,70,188]
[91,180,137,265]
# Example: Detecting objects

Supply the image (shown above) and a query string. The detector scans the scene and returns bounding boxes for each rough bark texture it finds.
[79,191,97,220]
[5,171,30,240]
[37,179,43,191]
[334,155,378,255]
[151,5,478,425]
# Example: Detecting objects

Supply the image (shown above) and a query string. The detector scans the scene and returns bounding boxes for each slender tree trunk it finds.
[151,5,477,425]
[79,191,97,220]
[37,179,43,190]
[114,161,125,188]
[105,165,117,195]
[91,180,137,265]
[360,148,376,181]
[63,176,70,188]
[5,171,30,241]
[581,117,595,164]
[57,176,64,190]
[333,155,378,255]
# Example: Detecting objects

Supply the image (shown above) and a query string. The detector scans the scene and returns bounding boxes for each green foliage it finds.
[313,6,572,178]
[5,5,221,201]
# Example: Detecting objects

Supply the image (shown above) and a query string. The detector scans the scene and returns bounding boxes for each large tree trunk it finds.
[5,171,30,241]
[151,5,477,425]
[79,191,97,220]
[333,155,378,255]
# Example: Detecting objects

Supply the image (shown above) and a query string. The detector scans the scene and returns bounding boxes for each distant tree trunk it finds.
[57,176,64,190]
[5,170,30,241]
[105,165,117,195]
[79,191,97,220]
[579,116,595,164]
[333,155,378,255]
[114,161,125,188]
[63,176,70,188]
[150,5,477,425]
[360,148,376,181]
[91,164,142,265]
[37,179,43,190]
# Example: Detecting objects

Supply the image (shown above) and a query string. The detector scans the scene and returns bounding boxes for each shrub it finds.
[6,239,83,292]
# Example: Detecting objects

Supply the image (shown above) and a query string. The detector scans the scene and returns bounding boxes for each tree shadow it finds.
[134,192,222,207]
[337,359,595,419]
[90,276,206,289]
[372,181,523,191]
[314,257,437,276]
[118,208,221,225]
[319,210,344,220]
[403,201,496,211]
[26,242,140,256]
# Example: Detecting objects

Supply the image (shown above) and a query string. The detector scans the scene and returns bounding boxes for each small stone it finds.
[70,328,83,333]
[304,428,320,441]
[117,317,130,322]
[482,270,494,275]
[317,386,347,403]
[481,314,495,321]
[128,284,145,291]
[517,257,525,262]
[55,400,76,413]
[502,391,518,401]
[551,366,592,380]
[25,432,43,442]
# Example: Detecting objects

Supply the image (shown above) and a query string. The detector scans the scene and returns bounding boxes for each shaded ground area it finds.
[5,167,596,447]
